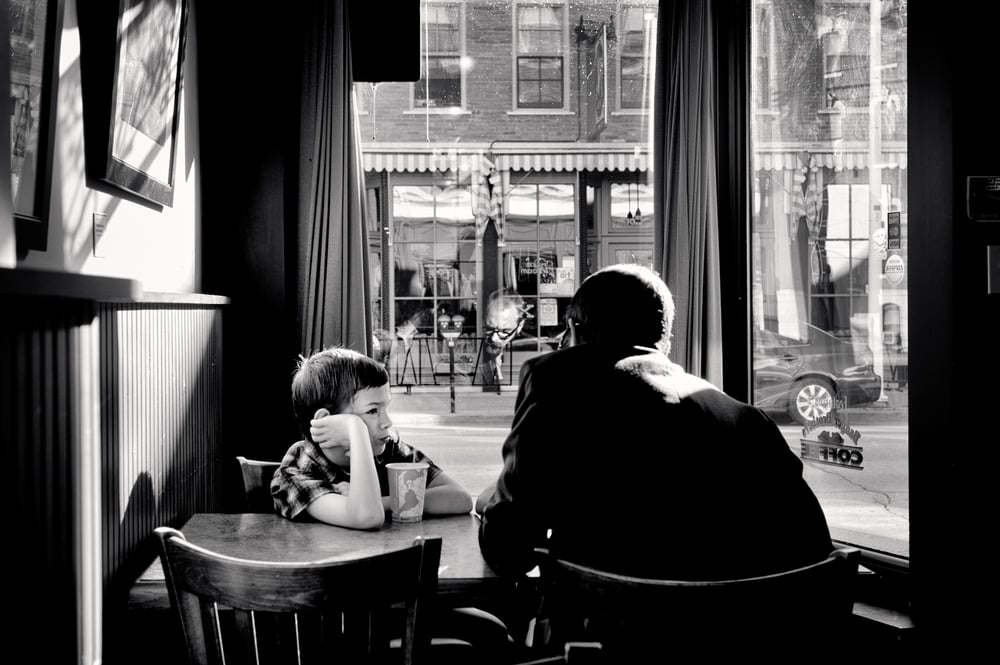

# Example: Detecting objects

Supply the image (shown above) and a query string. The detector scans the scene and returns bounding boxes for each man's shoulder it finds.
[524,343,627,375]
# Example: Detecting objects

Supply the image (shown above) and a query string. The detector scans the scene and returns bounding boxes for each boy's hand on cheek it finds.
[310,409,363,451]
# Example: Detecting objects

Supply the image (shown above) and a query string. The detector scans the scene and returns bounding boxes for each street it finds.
[401,421,910,558]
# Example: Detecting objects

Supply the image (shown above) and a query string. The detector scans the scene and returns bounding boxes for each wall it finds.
[358,0,653,145]
[17,0,201,294]
[909,3,999,656]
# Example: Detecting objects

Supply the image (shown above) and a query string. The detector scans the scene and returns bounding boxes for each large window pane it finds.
[751,0,908,557]
[417,2,462,108]
[516,4,564,108]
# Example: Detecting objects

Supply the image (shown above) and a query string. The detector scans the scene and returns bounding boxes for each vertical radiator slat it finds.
[98,303,224,662]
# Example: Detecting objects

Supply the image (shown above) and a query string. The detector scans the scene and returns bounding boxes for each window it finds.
[619,5,651,109]
[416,2,463,109]
[501,182,576,355]
[515,3,565,109]
[753,2,775,110]
[391,184,480,334]
[820,3,870,110]
[751,0,908,558]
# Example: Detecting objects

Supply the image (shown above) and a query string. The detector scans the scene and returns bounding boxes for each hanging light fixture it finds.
[625,181,634,224]
[633,172,642,224]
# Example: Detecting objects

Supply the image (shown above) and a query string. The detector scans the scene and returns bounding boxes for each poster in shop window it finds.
[539,298,558,327]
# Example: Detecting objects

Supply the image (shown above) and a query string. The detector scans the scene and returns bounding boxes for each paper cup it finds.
[386,462,429,522]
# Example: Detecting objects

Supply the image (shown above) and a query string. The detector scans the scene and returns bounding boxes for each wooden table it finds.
[129,512,515,612]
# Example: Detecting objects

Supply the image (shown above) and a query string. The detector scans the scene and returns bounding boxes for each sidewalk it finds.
[389,384,908,427]
[390,386,517,426]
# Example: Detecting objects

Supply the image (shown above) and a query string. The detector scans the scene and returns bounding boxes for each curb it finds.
[392,413,514,427]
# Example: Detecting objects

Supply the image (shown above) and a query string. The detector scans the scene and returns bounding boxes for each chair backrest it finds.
[235,456,280,512]
[155,526,442,665]
[534,547,860,660]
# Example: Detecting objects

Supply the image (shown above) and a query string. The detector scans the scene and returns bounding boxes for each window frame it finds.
[616,2,653,111]
[387,174,484,340]
[511,0,570,111]
[412,0,467,112]
[498,172,579,352]
[752,0,777,111]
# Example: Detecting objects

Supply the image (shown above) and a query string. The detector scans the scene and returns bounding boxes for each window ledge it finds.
[403,109,472,116]
[611,109,647,116]
[853,601,914,632]
[506,109,575,116]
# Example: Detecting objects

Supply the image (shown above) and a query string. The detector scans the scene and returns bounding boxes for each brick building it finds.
[359,0,908,390]
[358,0,657,387]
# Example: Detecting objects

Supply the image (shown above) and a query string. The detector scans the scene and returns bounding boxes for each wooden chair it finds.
[234,456,280,512]
[155,526,442,665]
[531,547,861,661]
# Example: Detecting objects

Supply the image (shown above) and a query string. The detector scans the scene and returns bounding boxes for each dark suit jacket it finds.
[478,343,833,580]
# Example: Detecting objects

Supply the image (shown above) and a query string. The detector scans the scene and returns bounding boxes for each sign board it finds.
[884,254,905,285]
[967,176,1000,221]
[800,402,864,470]
[887,211,901,250]
[539,298,558,327]
[871,227,888,260]
[585,26,608,141]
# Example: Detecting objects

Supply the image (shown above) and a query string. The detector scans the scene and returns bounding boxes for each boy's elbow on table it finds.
[424,486,474,515]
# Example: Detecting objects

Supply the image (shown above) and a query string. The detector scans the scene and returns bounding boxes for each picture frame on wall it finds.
[91,0,188,207]
[9,0,62,253]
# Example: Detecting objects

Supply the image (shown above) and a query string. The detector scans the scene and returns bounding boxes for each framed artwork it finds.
[96,0,188,206]
[9,0,62,252]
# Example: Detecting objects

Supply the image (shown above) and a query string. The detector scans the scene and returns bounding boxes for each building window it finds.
[753,2,775,110]
[820,3,870,109]
[515,3,565,108]
[501,182,577,354]
[619,5,651,109]
[415,2,463,109]
[391,184,480,336]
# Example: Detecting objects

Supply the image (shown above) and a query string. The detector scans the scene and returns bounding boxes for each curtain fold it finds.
[297,0,372,356]
[653,0,724,387]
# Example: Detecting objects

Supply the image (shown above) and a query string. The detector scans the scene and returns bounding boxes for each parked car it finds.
[753,324,882,425]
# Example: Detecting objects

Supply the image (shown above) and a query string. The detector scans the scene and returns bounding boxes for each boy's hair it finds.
[291,347,389,440]
[565,264,674,354]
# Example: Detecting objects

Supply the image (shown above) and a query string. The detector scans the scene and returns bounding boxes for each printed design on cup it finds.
[386,462,429,523]
[395,469,425,519]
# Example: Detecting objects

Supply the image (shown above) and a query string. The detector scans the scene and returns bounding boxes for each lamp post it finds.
[437,314,464,414]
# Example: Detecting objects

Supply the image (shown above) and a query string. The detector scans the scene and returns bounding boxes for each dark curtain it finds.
[297,0,372,355]
[653,0,724,387]
[714,1,751,401]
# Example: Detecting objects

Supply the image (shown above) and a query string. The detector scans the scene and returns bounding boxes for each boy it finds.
[272,347,473,528]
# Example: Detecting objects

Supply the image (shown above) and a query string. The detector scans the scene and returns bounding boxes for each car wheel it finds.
[788,378,835,426]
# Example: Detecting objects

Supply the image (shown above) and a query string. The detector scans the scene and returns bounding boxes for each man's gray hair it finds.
[565,264,674,354]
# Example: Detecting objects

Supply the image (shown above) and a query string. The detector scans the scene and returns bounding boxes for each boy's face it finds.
[347,384,394,457]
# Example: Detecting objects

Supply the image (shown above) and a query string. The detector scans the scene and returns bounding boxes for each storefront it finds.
[363,143,653,387]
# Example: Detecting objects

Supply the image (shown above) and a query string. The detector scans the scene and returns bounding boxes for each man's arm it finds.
[478,361,552,576]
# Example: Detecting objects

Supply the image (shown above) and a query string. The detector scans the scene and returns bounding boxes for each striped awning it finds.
[361,144,906,173]
[362,143,649,173]
[754,147,908,171]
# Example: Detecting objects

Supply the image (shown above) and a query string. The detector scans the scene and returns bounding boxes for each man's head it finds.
[565,264,674,353]
[484,291,529,351]
[291,347,391,444]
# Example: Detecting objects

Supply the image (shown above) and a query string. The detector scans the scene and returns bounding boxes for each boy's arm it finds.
[423,471,473,515]
[305,415,385,529]
[474,481,497,515]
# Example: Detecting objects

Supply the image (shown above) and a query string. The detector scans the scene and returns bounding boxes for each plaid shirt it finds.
[271,437,442,520]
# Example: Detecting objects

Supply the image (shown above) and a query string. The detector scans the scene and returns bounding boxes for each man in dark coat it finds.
[476,264,833,581]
